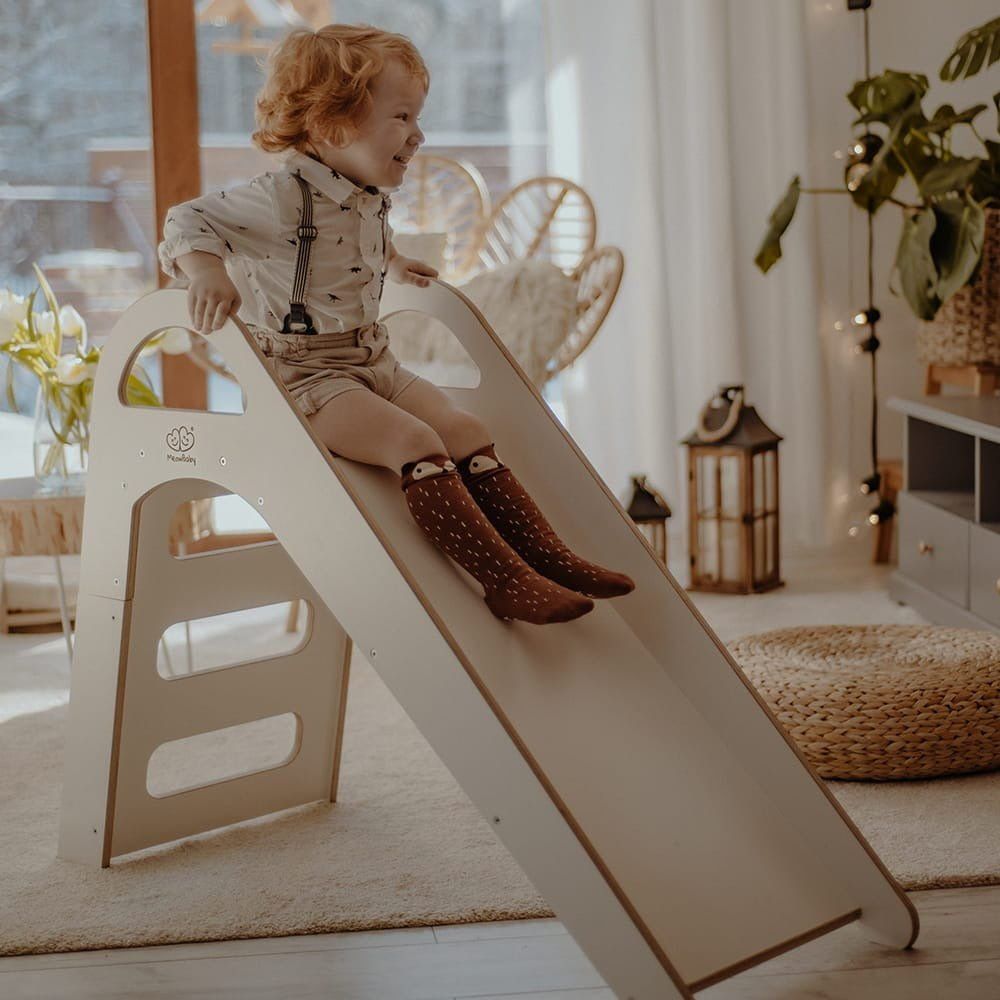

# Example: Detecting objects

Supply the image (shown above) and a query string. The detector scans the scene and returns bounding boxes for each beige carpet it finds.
[2,549,998,957]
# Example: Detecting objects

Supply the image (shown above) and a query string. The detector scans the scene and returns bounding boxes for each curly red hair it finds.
[252,24,429,153]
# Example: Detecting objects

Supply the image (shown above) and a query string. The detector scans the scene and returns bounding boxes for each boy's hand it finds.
[178,253,242,336]
[388,254,439,288]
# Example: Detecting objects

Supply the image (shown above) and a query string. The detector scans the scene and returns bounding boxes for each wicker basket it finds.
[917,206,1000,366]
[727,624,1000,781]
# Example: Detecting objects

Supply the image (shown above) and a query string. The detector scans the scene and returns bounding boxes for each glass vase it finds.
[32,382,89,491]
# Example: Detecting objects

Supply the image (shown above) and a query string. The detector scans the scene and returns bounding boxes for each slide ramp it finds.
[58,284,916,999]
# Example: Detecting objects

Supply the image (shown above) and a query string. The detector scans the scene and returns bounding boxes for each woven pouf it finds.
[726,624,1000,781]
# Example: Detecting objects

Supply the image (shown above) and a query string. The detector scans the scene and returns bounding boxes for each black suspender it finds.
[280,171,318,335]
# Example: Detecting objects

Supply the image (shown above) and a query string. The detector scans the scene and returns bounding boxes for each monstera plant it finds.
[755,15,1000,321]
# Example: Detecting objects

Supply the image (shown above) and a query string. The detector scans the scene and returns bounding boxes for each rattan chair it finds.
[545,244,624,385]
[388,153,491,281]
[473,176,597,278]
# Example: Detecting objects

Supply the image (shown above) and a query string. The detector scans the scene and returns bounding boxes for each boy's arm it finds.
[157,174,278,281]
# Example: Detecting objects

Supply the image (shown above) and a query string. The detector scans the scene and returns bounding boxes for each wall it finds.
[801,0,998,543]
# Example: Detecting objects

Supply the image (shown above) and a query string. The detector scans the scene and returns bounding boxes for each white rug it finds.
[1,546,996,957]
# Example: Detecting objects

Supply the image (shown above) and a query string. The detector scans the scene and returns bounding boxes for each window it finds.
[0,0,549,415]
[0,0,153,413]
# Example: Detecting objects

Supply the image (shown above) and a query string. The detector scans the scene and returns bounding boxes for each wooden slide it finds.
[58,284,917,999]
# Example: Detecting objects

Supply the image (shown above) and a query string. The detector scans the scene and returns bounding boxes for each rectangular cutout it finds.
[157,601,311,678]
[147,713,300,797]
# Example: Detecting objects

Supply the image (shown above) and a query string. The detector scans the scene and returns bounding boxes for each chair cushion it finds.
[3,555,79,611]
[726,624,1000,781]
[386,259,578,385]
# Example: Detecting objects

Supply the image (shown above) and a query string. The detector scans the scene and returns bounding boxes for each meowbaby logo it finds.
[166,425,197,466]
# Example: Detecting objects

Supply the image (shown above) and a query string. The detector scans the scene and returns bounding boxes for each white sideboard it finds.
[887,394,1000,633]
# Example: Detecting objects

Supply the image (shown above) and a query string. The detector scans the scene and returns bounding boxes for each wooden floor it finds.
[0,883,996,998]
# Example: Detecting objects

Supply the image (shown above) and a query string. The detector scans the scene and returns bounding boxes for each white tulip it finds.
[0,290,28,345]
[33,311,57,337]
[58,304,86,340]
[55,354,91,386]
[158,327,193,355]
[0,321,15,347]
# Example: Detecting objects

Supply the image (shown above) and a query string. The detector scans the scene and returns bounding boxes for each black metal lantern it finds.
[681,384,784,594]
[626,475,672,566]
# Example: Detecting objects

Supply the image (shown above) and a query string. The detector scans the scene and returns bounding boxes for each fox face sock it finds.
[400,453,594,625]
[456,443,636,600]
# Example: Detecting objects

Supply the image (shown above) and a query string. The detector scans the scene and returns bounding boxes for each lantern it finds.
[626,475,672,566]
[681,384,784,594]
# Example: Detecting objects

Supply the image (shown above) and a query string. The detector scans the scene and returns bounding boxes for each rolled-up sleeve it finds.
[157,173,278,280]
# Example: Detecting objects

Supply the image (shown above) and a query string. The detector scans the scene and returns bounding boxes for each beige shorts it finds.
[248,321,420,418]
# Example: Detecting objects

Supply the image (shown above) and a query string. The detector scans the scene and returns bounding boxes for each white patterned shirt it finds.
[157,148,394,334]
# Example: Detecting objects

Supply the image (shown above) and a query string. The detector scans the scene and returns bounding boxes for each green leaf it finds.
[917,156,982,197]
[849,103,924,212]
[754,176,801,273]
[924,103,988,133]
[972,139,1000,202]
[941,16,1000,81]
[848,70,928,123]
[31,263,61,354]
[850,148,905,212]
[930,194,986,303]
[5,355,17,412]
[894,209,940,319]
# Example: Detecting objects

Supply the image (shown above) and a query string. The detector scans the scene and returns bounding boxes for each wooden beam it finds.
[147,0,207,410]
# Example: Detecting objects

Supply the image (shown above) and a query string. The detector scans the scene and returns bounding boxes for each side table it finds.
[0,477,85,660]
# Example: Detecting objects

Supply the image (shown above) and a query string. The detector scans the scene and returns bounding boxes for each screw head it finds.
[114,578,119,585]
[139,449,145,458]
[257,497,264,506]
[492,815,501,824]
[220,457,227,466]
[121,482,127,489]
[370,648,377,658]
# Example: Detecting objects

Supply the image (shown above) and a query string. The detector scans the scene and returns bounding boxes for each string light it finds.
[844,0,887,541]
[868,498,896,525]
[852,307,881,326]
[860,473,881,495]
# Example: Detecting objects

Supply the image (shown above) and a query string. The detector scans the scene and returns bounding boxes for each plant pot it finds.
[32,382,89,491]
[917,206,1000,366]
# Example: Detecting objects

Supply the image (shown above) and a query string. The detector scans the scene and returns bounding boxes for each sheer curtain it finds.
[542,0,831,551]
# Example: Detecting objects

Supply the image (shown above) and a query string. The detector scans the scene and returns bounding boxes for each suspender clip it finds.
[281,303,316,335]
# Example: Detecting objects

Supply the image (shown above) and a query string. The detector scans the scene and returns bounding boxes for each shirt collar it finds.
[278,148,384,205]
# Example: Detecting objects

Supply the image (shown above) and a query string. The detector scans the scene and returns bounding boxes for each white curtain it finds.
[541,0,831,550]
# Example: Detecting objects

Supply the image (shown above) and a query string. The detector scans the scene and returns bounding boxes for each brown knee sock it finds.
[400,453,594,624]
[456,443,636,599]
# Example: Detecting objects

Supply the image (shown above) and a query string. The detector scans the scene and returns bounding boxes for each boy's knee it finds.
[445,408,489,442]
[398,422,447,462]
